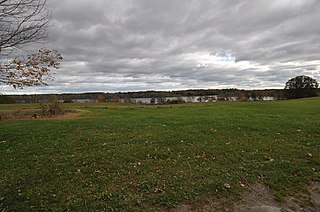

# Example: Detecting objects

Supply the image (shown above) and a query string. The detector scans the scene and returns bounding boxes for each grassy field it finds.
[1,98,319,210]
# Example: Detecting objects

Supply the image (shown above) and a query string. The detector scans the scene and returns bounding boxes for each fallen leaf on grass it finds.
[238,181,245,187]
[154,187,163,193]
[224,183,231,189]
[94,169,103,173]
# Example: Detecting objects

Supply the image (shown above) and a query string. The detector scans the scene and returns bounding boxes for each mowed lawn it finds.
[1,98,319,210]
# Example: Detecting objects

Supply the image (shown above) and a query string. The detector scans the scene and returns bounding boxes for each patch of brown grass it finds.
[0,109,78,120]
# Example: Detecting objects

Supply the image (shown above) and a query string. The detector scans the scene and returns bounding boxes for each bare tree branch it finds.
[0,0,63,89]
[0,0,50,53]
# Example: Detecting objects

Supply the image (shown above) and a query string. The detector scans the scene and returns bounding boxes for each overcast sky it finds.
[2,0,320,94]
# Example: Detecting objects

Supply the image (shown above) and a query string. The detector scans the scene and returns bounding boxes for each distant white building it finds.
[72,99,98,103]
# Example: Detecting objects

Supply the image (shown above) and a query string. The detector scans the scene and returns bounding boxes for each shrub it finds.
[40,101,64,117]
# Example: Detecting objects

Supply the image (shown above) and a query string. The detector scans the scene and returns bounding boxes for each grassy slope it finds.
[0,98,319,210]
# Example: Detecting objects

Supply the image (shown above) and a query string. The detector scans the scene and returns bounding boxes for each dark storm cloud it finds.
[2,0,320,94]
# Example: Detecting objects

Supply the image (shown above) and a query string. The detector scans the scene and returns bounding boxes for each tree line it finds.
[0,88,291,104]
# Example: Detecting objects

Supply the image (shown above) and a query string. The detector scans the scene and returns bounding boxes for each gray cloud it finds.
[2,0,320,94]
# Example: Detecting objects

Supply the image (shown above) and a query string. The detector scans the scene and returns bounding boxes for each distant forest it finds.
[0,88,293,104]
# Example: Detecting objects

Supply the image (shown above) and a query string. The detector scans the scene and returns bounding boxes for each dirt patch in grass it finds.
[173,182,320,212]
[234,183,291,212]
[0,109,78,120]
[310,181,320,207]
[235,182,320,212]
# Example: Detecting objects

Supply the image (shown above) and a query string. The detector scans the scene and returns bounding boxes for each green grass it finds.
[1,98,319,210]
